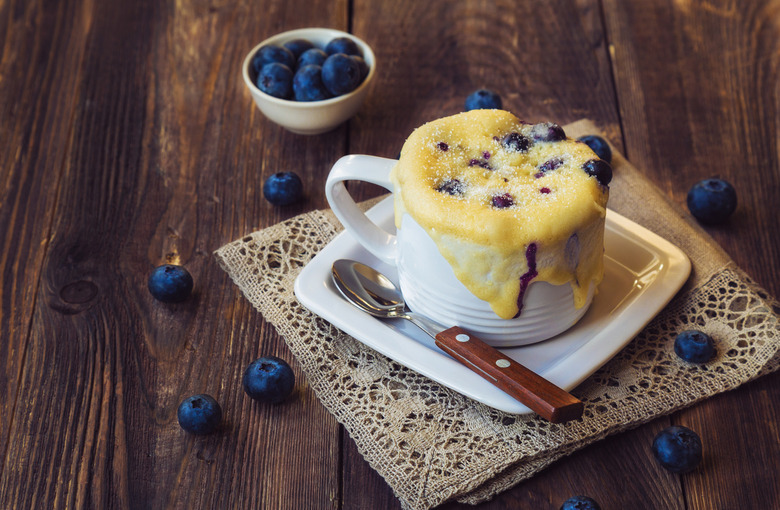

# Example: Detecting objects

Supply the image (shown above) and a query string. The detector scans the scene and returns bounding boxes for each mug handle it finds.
[325,155,399,265]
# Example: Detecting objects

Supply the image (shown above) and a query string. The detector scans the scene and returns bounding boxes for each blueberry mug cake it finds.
[390,109,611,320]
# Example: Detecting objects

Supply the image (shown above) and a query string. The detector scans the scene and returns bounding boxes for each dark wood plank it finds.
[1,0,349,508]
[603,0,780,509]
[0,0,95,490]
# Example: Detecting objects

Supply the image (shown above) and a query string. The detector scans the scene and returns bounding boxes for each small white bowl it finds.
[242,28,376,135]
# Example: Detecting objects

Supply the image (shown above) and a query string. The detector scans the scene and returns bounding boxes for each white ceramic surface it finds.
[242,28,376,135]
[325,155,595,345]
[293,196,691,414]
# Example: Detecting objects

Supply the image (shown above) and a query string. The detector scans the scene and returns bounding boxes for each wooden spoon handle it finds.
[435,326,583,423]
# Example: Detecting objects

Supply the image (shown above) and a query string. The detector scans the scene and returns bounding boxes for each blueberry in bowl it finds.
[322,53,361,96]
[242,28,376,134]
[325,36,361,56]
[256,63,293,99]
[293,65,331,102]
[251,44,295,74]
[283,38,315,58]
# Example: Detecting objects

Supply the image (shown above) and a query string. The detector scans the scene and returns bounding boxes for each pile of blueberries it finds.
[253,36,369,101]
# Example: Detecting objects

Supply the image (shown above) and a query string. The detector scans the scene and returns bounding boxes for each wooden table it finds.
[2,0,778,508]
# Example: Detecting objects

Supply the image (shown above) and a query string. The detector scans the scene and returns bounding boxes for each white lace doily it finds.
[215,121,780,510]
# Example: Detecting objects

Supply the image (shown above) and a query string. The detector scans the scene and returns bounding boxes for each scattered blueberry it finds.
[324,36,361,56]
[437,141,449,151]
[502,132,531,152]
[257,63,293,99]
[243,356,296,404]
[465,89,502,111]
[531,122,566,142]
[263,172,304,206]
[674,330,716,363]
[491,193,514,208]
[578,134,612,163]
[686,178,737,224]
[252,44,296,74]
[297,48,328,68]
[322,53,361,96]
[283,38,315,58]
[560,496,601,510]
[148,264,193,303]
[293,65,332,102]
[582,159,613,186]
[177,394,222,435]
[436,179,465,195]
[540,187,551,194]
[652,426,703,473]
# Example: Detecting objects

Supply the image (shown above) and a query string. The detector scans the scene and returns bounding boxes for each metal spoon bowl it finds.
[331,259,583,423]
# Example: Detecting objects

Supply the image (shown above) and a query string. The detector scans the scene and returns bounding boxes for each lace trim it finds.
[215,211,779,510]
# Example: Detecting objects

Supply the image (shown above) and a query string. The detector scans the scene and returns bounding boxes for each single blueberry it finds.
[502,132,531,152]
[464,89,503,111]
[324,36,361,56]
[436,179,465,195]
[243,356,296,404]
[251,44,295,74]
[538,157,564,173]
[177,394,222,435]
[256,63,293,99]
[148,264,193,303]
[560,496,602,510]
[491,193,514,208]
[652,426,703,473]
[531,122,566,142]
[283,38,314,59]
[674,330,716,363]
[469,158,492,169]
[578,134,612,163]
[686,178,737,224]
[293,65,331,102]
[297,48,328,69]
[322,53,361,96]
[582,159,613,186]
[263,172,303,206]
[351,55,370,81]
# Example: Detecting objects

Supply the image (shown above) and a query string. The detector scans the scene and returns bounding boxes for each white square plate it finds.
[293,197,691,414]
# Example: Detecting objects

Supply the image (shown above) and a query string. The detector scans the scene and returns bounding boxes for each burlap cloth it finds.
[214,120,780,509]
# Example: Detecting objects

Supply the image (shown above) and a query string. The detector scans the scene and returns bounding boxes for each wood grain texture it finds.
[603,1,780,508]
[1,0,348,508]
[1,0,778,508]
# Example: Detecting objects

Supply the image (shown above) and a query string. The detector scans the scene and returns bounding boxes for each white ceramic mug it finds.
[325,155,594,346]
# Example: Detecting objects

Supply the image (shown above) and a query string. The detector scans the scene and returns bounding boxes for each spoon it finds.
[331,259,583,423]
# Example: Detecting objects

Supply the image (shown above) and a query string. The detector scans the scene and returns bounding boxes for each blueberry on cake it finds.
[390,109,611,319]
